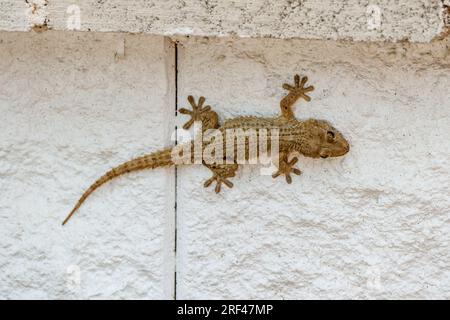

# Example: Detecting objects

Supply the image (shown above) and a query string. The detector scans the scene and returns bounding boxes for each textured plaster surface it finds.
[176,36,450,299]
[0,32,176,299]
[0,0,29,31]
[0,30,449,300]
[0,0,449,42]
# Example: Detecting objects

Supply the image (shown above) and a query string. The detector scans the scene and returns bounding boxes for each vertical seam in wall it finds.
[173,41,179,300]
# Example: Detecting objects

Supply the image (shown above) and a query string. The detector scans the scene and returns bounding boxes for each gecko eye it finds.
[327,131,335,143]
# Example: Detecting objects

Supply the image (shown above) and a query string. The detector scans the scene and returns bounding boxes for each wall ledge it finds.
[1,0,449,43]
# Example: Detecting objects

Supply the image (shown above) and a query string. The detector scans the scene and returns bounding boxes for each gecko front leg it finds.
[280,74,314,119]
[203,163,239,193]
[179,95,219,130]
[272,152,302,184]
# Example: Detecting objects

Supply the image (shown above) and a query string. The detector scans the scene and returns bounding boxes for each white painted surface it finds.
[0,32,176,299]
[176,37,450,299]
[0,30,449,299]
[0,0,449,42]
[0,0,29,31]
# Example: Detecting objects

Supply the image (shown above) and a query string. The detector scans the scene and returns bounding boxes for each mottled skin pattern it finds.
[62,75,349,225]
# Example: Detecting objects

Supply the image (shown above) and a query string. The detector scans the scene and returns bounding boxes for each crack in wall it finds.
[173,40,179,300]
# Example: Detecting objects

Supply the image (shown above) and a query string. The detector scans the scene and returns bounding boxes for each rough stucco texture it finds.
[176,36,450,299]
[0,31,449,300]
[0,0,448,42]
[0,0,29,31]
[0,32,176,299]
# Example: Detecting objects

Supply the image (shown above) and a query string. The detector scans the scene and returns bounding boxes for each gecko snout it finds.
[319,129,350,158]
[330,135,350,157]
[336,139,350,156]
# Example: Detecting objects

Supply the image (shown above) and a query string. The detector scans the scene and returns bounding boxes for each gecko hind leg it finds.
[280,74,314,119]
[203,163,239,193]
[179,95,219,130]
[272,153,302,184]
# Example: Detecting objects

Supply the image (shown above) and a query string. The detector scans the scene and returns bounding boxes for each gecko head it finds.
[300,119,350,159]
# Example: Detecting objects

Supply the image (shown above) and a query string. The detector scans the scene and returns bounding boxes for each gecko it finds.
[62,75,350,225]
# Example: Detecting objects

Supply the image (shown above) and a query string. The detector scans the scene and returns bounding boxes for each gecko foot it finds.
[282,74,315,102]
[203,163,238,193]
[272,156,302,184]
[179,96,212,130]
[204,174,234,193]
[280,74,315,118]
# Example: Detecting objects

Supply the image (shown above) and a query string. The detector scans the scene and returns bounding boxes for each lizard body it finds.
[62,75,349,225]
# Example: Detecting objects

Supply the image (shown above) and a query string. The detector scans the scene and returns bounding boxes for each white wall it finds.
[176,36,450,299]
[0,32,176,299]
[0,31,449,299]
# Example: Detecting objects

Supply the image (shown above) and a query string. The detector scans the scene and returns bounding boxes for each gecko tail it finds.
[62,148,174,226]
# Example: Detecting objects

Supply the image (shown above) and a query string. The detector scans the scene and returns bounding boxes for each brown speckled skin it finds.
[63,75,349,225]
